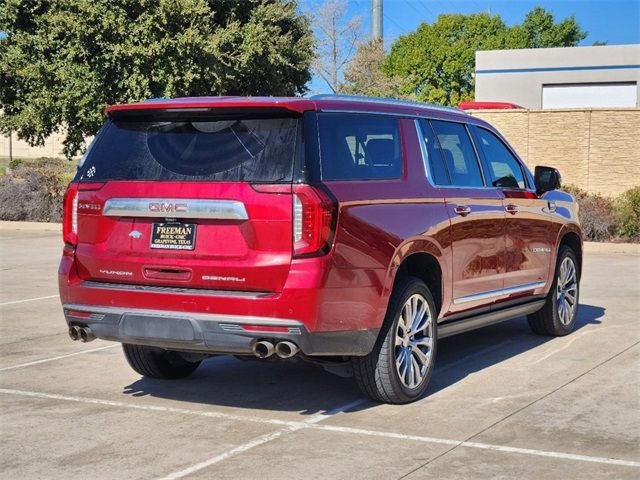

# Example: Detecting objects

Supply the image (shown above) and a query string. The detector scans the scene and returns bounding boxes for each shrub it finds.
[0,159,74,222]
[563,185,618,242]
[615,187,640,240]
[9,158,24,170]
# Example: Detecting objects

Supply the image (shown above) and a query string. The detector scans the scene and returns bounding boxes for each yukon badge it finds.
[128,230,142,239]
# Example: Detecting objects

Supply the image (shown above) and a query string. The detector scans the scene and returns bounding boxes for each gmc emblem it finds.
[148,202,188,213]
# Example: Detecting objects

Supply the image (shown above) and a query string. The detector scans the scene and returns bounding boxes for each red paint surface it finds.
[60,96,581,338]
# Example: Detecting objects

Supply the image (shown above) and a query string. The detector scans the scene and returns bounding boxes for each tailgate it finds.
[74,182,293,292]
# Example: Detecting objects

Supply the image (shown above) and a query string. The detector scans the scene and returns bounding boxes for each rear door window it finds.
[317,114,402,180]
[430,120,485,188]
[472,127,527,189]
[75,115,300,182]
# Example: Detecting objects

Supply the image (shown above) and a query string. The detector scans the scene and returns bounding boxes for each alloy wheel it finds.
[556,256,578,326]
[395,294,434,389]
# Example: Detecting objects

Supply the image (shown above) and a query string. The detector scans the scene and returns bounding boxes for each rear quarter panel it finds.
[318,119,450,331]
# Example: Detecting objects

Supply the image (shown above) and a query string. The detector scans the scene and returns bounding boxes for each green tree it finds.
[508,6,587,48]
[384,7,587,106]
[0,0,314,157]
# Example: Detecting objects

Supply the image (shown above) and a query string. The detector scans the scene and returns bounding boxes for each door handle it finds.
[505,204,519,215]
[454,205,471,217]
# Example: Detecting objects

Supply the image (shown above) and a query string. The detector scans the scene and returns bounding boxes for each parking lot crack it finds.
[397,339,640,478]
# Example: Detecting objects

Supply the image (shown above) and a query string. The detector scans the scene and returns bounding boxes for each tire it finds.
[528,245,580,336]
[353,276,438,404]
[122,344,202,379]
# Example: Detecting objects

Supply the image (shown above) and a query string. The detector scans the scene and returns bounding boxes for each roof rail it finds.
[309,94,462,114]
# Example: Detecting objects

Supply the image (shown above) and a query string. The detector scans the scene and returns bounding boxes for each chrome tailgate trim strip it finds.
[102,198,248,220]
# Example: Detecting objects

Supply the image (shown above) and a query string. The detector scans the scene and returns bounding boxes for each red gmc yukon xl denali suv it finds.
[59,95,582,404]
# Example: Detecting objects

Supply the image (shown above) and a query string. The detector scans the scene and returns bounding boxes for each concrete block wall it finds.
[3,109,639,197]
[469,108,640,197]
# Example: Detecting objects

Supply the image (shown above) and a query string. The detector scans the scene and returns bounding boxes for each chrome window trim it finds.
[453,281,546,305]
[102,198,248,220]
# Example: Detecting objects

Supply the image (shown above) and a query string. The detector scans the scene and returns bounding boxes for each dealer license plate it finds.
[150,223,197,250]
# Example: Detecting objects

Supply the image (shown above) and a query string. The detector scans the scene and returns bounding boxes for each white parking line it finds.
[159,428,299,480]
[0,388,299,427]
[0,345,118,372]
[1,388,638,471]
[0,294,59,306]
[311,425,640,468]
[157,398,366,480]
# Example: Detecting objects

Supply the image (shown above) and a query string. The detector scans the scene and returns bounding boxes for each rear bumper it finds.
[62,303,378,356]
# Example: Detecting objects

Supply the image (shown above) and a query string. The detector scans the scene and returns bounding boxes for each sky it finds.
[305,0,640,93]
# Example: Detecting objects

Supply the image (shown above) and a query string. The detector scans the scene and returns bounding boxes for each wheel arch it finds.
[394,252,443,317]
[558,229,583,280]
[383,239,447,321]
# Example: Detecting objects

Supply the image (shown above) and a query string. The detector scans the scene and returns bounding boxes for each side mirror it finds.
[534,166,561,195]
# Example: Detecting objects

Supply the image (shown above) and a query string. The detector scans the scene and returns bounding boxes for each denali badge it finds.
[148,202,187,213]
[532,247,551,253]
[202,275,246,283]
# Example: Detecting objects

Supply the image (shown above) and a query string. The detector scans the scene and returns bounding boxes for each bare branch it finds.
[310,0,363,93]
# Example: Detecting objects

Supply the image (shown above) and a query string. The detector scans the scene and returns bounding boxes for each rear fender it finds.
[377,238,449,327]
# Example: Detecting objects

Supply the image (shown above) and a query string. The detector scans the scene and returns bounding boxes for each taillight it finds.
[293,184,336,257]
[62,183,79,246]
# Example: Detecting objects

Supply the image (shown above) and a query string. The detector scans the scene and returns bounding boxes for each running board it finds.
[438,300,546,338]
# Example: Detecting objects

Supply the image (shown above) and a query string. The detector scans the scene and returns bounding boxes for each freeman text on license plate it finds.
[150,223,196,250]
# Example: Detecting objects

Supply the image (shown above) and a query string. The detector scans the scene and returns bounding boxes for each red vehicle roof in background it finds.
[458,101,524,110]
[104,95,471,120]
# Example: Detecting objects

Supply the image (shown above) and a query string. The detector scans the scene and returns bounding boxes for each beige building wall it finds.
[469,108,640,197]
[0,131,73,159]
[475,45,640,109]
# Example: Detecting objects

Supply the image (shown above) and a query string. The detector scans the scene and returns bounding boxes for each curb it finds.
[584,241,640,255]
[0,221,61,232]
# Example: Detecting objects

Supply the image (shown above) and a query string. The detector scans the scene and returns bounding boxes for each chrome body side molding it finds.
[453,281,546,305]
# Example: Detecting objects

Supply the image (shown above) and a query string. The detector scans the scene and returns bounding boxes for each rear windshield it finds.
[75,115,300,182]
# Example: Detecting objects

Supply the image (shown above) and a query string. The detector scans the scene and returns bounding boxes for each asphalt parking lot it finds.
[1,223,638,480]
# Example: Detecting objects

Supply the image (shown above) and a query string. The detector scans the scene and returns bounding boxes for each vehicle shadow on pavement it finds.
[426,303,605,396]
[121,303,604,414]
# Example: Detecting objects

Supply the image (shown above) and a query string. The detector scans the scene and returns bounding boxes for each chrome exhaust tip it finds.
[79,327,96,343]
[252,340,275,359]
[68,326,81,341]
[275,341,299,359]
